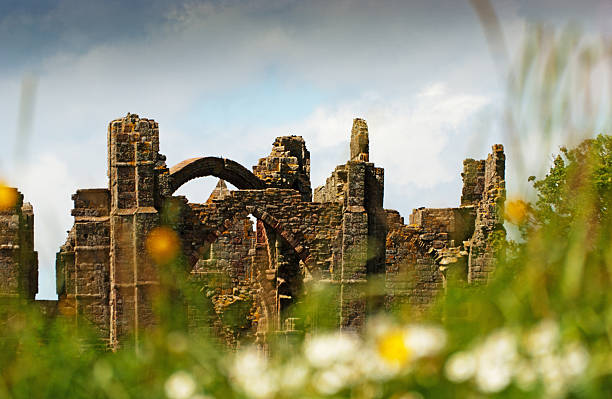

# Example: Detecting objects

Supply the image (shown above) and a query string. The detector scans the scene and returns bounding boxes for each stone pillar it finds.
[350,118,369,162]
[56,189,111,340]
[365,166,385,275]
[365,165,386,312]
[0,190,38,303]
[338,118,387,329]
[108,113,160,348]
[468,145,506,284]
[339,161,368,329]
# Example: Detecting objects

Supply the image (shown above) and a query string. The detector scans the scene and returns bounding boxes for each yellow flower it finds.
[0,182,17,211]
[377,330,411,366]
[505,198,529,225]
[146,226,180,264]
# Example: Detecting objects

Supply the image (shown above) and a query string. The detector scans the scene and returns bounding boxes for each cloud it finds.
[292,83,490,188]
[11,154,78,299]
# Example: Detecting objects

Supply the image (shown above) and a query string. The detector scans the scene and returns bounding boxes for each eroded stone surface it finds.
[0,114,505,348]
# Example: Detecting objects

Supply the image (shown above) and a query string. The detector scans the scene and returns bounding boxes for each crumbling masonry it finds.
[0,114,506,348]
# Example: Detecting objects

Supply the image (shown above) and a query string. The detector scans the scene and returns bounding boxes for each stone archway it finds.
[168,157,265,194]
[183,198,313,341]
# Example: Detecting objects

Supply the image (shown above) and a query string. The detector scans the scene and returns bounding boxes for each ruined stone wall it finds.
[467,145,506,284]
[0,113,506,347]
[177,186,343,342]
[384,145,505,312]
[385,210,442,311]
[191,179,254,288]
[409,207,476,246]
[461,159,486,207]
[190,188,343,276]
[0,189,38,303]
[385,206,475,312]
[313,164,348,204]
[253,136,312,201]
[56,189,111,338]
[189,215,255,294]
[190,216,257,346]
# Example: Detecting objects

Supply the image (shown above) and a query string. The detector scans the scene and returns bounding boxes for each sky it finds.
[0,0,610,299]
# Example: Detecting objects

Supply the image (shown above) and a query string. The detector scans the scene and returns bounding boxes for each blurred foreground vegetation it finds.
[1,139,612,399]
[3,130,612,398]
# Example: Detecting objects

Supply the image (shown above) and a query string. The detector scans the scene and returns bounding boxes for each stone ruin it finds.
[0,114,506,348]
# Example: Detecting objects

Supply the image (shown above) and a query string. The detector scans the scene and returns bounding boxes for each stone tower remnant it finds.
[0,189,38,314]
[350,118,370,162]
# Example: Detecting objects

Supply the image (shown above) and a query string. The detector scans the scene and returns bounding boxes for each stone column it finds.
[58,189,111,339]
[0,190,38,303]
[468,145,506,284]
[338,118,387,329]
[340,161,368,329]
[108,114,160,348]
[365,165,386,313]
[350,118,369,162]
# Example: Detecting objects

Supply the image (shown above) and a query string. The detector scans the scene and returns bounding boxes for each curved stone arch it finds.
[168,157,265,194]
[190,204,315,274]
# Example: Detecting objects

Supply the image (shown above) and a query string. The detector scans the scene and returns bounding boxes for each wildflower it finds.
[314,363,355,395]
[146,226,180,264]
[353,347,397,380]
[234,348,265,373]
[539,354,565,397]
[239,374,277,399]
[230,349,278,399]
[562,342,589,378]
[514,360,537,391]
[377,329,412,367]
[365,323,446,380]
[165,371,196,399]
[444,351,476,383]
[404,325,446,359]
[305,332,359,368]
[474,330,517,393]
[525,319,559,357]
[505,198,529,225]
[0,182,17,211]
[280,360,309,391]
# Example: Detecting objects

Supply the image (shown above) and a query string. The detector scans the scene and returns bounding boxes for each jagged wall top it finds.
[253,135,312,201]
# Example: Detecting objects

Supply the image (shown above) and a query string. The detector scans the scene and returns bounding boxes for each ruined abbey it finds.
[0,114,506,348]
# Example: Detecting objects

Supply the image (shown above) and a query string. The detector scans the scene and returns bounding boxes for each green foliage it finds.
[529,134,612,231]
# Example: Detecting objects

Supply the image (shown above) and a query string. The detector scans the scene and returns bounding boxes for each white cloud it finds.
[291,84,490,188]
[11,154,78,299]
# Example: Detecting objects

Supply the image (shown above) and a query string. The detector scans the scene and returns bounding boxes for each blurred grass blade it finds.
[469,0,510,78]
[15,73,38,164]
